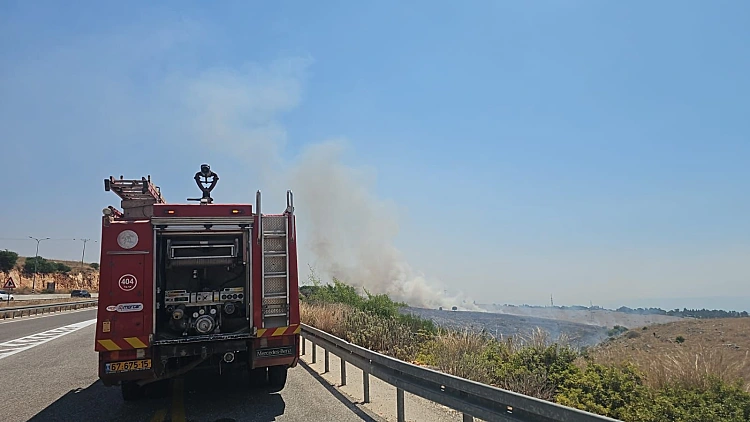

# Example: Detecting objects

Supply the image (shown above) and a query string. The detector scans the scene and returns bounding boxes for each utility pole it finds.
[73,238,97,288]
[73,238,97,270]
[29,236,50,293]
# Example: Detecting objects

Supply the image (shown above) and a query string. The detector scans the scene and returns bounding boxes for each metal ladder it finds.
[104,175,166,203]
[257,191,293,328]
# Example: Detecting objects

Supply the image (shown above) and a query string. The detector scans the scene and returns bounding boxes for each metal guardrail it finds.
[300,323,621,422]
[0,300,98,319]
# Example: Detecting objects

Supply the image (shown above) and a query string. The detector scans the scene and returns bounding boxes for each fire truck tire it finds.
[248,367,267,388]
[121,381,144,401]
[268,365,288,390]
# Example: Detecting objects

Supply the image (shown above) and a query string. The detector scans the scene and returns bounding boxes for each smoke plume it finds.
[285,141,478,310]
[181,59,479,310]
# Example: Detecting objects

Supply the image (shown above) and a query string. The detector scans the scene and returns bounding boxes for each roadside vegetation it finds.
[300,271,750,422]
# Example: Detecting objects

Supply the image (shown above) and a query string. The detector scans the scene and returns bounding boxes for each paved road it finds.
[0,308,97,343]
[0,311,378,422]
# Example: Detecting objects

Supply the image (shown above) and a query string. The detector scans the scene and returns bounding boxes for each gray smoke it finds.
[180,59,479,310]
[285,141,479,310]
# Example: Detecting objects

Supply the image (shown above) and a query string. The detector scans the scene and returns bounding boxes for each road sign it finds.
[3,277,16,289]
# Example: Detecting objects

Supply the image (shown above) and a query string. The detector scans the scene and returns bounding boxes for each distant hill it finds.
[476,303,684,329]
[403,307,610,348]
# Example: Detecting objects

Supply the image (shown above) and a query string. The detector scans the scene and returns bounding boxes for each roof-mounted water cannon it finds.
[188,163,219,204]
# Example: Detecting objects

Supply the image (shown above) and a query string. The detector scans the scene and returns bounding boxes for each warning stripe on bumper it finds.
[96,336,150,351]
[256,324,301,338]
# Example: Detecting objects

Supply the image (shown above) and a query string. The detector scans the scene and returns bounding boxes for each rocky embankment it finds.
[2,261,99,293]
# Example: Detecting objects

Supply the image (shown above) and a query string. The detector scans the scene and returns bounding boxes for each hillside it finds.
[404,307,610,348]
[2,256,99,293]
[588,316,750,390]
[479,304,683,328]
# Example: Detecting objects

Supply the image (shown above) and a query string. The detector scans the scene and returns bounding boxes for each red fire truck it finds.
[94,165,300,400]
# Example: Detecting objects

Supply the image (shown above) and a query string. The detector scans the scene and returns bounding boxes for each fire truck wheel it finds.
[268,366,288,390]
[121,381,144,401]
[247,367,267,388]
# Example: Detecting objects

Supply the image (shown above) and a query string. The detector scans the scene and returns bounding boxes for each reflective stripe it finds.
[97,339,122,351]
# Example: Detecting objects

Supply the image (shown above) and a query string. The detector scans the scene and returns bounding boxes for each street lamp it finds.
[29,236,50,293]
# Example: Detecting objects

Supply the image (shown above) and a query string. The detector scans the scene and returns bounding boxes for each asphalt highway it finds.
[0,309,381,422]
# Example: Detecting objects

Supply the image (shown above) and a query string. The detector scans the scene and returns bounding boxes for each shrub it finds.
[607,325,629,337]
[0,250,18,272]
[300,273,750,421]
[626,377,750,422]
[556,361,649,420]
[625,331,641,339]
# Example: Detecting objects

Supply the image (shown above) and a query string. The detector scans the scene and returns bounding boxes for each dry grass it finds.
[416,326,575,400]
[588,317,750,391]
[418,329,497,384]
[302,299,750,409]
[300,302,349,337]
[300,302,426,361]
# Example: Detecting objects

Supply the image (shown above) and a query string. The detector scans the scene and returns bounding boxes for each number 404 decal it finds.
[118,274,137,292]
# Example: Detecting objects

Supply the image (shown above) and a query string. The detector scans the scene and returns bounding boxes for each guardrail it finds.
[0,300,98,319]
[300,323,621,422]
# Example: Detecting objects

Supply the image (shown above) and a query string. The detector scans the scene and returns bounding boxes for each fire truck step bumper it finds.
[152,332,254,346]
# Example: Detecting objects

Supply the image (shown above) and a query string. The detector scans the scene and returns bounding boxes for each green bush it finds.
[556,362,649,419]
[302,274,750,421]
[607,325,629,337]
[0,249,18,272]
[22,257,71,275]
[627,377,750,422]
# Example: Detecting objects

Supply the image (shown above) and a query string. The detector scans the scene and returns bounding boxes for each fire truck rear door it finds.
[106,253,146,340]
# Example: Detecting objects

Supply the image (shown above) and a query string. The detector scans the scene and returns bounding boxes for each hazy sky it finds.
[1,1,749,311]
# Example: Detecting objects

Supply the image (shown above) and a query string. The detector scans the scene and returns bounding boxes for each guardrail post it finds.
[397,387,405,422]
[301,337,306,355]
[312,342,317,363]
[363,371,370,403]
[325,350,330,373]
[340,357,346,386]
[463,414,473,422]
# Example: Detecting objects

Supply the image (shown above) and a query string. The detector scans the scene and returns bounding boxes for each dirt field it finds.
[589,316,750,390]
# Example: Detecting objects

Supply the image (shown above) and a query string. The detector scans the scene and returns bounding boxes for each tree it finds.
[0,249,18,273]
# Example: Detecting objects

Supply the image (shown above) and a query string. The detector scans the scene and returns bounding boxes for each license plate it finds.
[256,346,294,358]
[105,359,152,373]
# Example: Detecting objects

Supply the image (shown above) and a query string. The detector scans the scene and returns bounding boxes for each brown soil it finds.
[588,317,750,390]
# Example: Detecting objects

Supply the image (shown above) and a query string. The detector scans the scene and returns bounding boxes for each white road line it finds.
[0,306,97,325]
[0,318,97,360]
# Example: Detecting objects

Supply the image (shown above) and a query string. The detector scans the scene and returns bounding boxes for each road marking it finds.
[171,377,186,422]
[0,318,96,360]
[0,306,97,325]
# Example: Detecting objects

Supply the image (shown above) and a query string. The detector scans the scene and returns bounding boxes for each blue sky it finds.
[1,1,749,310]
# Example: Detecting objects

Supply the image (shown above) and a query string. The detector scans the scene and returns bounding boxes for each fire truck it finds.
[94,164,300,400]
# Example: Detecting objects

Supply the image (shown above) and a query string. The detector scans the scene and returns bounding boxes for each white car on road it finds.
[0,290,15,301]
